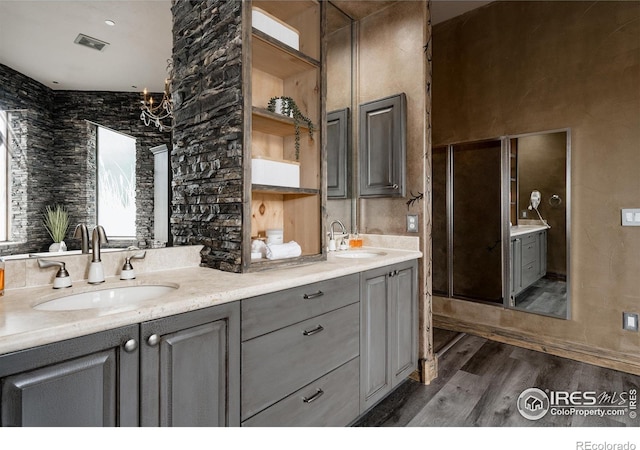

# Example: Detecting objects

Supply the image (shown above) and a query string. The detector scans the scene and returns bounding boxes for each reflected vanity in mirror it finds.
[433,129,570,319]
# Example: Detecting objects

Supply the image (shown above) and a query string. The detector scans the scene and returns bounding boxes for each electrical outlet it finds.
[623,312,639,332]
[407,214,418,232]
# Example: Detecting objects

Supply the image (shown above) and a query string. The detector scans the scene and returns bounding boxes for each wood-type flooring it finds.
[354,332,640,427]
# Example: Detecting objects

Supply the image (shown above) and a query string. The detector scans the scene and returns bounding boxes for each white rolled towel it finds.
[266,241,302,260]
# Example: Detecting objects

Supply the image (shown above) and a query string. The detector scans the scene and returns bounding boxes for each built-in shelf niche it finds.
[245,0,324,270]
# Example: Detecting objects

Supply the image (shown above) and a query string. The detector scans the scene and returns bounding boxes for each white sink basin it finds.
[334,251,387,259]
[34,285,178,311]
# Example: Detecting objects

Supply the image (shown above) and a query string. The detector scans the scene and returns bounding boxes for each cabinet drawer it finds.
[241,303,359,420]
[520,233,537,247]
[521,238,538,265]
[521,260,540,288]
[242,358,359,427]
[242,274,359,340]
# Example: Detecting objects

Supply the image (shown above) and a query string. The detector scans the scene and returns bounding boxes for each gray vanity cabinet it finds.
[140,301,240,427]
[241,274,360,426]
[359,93,406,198]
[360,259,418,412]
[510,230,548,297]
[0,325,139,426]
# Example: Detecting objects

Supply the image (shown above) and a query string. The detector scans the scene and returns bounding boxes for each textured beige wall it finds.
[432,1,640,365]
[358,1,427,237]
[355,1,433,374]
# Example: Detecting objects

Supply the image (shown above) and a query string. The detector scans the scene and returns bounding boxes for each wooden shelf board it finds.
[252,184,319,196]
[252,107,309,136]
[252,29,319,79]
[248,252,325,272]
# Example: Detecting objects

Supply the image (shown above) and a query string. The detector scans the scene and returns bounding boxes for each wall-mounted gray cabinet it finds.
[360,259,417,412]
[359,93,406,198]
[327,108,350,199]
[0,325,139,426]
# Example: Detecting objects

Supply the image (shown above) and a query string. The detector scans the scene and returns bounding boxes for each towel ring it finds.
[549,194,562,207]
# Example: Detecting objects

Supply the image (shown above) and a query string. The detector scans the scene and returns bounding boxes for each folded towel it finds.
[266,241,302,260]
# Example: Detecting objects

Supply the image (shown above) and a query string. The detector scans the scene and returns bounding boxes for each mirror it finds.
[432,130,570,320]
[326,2,355,233]
[0,1,172,259]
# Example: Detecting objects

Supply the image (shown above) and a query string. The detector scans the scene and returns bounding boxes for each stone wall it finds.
[171,0,244,272]
[0,63,168,256]
[0,64,55,255]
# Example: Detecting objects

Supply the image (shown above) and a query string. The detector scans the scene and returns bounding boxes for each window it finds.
[97,126,136,238]
[0,111,8,241]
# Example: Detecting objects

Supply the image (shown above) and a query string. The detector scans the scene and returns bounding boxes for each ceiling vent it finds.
[74,33,109,52]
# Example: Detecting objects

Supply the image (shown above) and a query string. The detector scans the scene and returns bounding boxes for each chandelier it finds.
[140,59,174,132]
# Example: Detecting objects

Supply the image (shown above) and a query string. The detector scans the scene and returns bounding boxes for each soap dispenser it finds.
[120,251,146,280]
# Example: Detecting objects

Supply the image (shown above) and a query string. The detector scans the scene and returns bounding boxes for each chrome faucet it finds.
[329,219,347,241]
[73,223,90,254]
[88,225,108,284]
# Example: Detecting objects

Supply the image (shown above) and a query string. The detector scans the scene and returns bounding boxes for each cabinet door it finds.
[140,302,240,427]
[360,266,391,411]
[511,237,522,295]
[539,231,547,277]
[359,93,406,197]
[327,108,350,199]
[390,261,418,386]
[360,261,418,412]
[0,325,139,427]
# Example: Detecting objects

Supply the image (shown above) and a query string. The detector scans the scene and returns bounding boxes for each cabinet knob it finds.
[123,339,138,353]
[147,334,160,347]
[303,291,324,300]
[385,184,399,190]
[302,388,324,404]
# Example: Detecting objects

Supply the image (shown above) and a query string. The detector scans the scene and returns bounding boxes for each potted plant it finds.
[267,96,315,160]
[43,204,70,252]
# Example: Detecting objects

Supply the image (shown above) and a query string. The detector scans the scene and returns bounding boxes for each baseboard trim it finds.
[434,315,640,376]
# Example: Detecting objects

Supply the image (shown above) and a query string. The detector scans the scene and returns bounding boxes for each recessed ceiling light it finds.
[131,85,138,89]
[52,81,59,85]
[105,19,116,26]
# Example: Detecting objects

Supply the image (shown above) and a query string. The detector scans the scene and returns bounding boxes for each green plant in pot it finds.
[43,204,70,252]
[267,96,315,160]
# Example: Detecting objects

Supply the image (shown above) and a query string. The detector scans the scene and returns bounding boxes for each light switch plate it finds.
[407,214,418,232]
[621,208,640,226]
[623,312,639,331]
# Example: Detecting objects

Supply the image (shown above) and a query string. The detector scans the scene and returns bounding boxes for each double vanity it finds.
[0,239,421,427]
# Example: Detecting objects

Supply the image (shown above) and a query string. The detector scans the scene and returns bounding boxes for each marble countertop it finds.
[0,246,422,355]
[510,224,550,237]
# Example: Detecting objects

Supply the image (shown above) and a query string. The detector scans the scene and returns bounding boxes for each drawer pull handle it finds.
[303,325,324,336]
[302,389,324,404]
[303,291,324,300]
